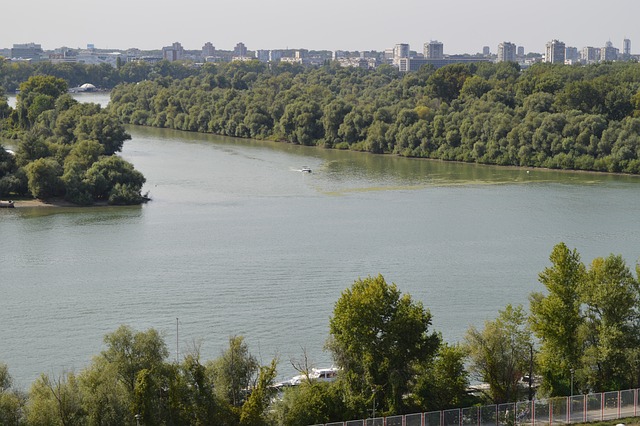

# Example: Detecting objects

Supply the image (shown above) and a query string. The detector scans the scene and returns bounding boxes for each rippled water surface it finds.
[2,94,640,387]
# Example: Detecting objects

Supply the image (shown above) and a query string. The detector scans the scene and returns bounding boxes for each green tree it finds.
[0,363,25,426]
[26,372,85,426]
[100,325,169,395]
[271,381,348,426]
[78,358,130,426]
[412,343,474,411]
[529,242,586,396]
[580,255,640,392]
[84,156,145,202]
[465,304,533,404]
[16,75,68,129]
[239,359,277,426]
[24,157,63,199]
[326,274,440,416]
[207,336,259,408]
[74,113,131,155]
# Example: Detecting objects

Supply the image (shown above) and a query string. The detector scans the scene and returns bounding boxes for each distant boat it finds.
[0,200,15,208]
[301,166,312,173]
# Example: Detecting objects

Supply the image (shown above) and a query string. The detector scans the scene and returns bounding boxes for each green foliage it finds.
[15,75,68,129]
[412,343,476,411]
[465,304,534,404]
[26,372,85,426]
[24,157,63,199]
[529,244,640,396]
[100,60,640,174]
[580,255,640,392]
[327,274,440,415]
[271,382,349,426]
[529,243,586,396]
[239,359,277,426]
[0,363,25,426]
[0,72,143,205]
[207,336,259,408]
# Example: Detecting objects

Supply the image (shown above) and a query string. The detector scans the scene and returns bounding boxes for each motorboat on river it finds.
[0,200,15,208]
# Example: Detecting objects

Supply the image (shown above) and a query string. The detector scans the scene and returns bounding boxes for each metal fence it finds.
[310,388,640,426]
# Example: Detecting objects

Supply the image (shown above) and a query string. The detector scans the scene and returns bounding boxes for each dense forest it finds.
[103,60,640,174]
[3,59,640,173]
[0,243,639,425]
[0,75,146,205]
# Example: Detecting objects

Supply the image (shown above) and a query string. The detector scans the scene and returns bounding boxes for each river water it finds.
[2,94,640,388]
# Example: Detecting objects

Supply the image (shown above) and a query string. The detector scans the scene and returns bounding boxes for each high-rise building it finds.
[623,38,631,59]
[545,39,565,64]
[256,50,270,63]
[600,41,618,61]
[497,42,516,62]
[483,46,490,56]
[424,40,444,59]
[394,43,409,59]
[565,46,579,62]
[162,42,184,61]
[234,42,248,57]
[202,42,215,59]
[581,46,598,64]
[517,46,525,57]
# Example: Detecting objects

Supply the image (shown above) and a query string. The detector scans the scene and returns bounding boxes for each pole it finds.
[529,344,534,401]
[176,317,179,363]
[570,368,574,397]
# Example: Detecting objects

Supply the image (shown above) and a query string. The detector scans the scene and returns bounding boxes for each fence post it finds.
[618,390,621,419]
[531,400,535,426]
[601,391,604,421]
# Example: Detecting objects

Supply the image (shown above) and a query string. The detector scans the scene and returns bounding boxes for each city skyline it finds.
[2,0,638,54]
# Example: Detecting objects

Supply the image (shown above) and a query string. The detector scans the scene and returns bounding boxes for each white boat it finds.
[279,367,339,387]
[301,166,312,173]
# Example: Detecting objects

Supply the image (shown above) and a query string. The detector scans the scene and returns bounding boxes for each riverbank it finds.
[11,198,108,208]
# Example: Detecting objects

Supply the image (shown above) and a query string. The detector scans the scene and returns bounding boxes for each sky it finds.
[2,0,639,55]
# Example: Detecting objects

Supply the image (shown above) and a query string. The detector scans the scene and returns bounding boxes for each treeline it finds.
[1,243,639,425]
[105,60,640,173]
[0,76,145,205]
[0,59,199,92]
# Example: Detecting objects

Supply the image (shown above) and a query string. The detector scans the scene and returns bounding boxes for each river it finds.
[1,93,640,388]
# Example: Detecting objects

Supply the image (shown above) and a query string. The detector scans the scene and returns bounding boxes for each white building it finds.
[545,39,565,64]
[497,42,516,62]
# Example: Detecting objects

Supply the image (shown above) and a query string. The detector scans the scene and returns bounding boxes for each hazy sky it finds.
[3,0,639,54]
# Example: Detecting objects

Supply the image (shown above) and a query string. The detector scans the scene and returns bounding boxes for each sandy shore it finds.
[10,199,108,208]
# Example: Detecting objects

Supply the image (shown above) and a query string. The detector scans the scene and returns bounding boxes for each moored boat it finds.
[0,200,15,208]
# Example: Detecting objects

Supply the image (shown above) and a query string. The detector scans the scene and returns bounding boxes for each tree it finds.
[26,372,85,426]
[74,113,131,155]
[78,358,130,425]
[0,363,25,426]
[326,274,440,416]
[580,255,640,392]
[271,381,348,426]
[24,157,63,199]
[529,242,586,396]
[465,304,533,404]
[16,75,68,128]
[207,336,259,408]
[100,325,168,395]
[84,156,145,202]
[239,359,277,426]
[412,343,475,411]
